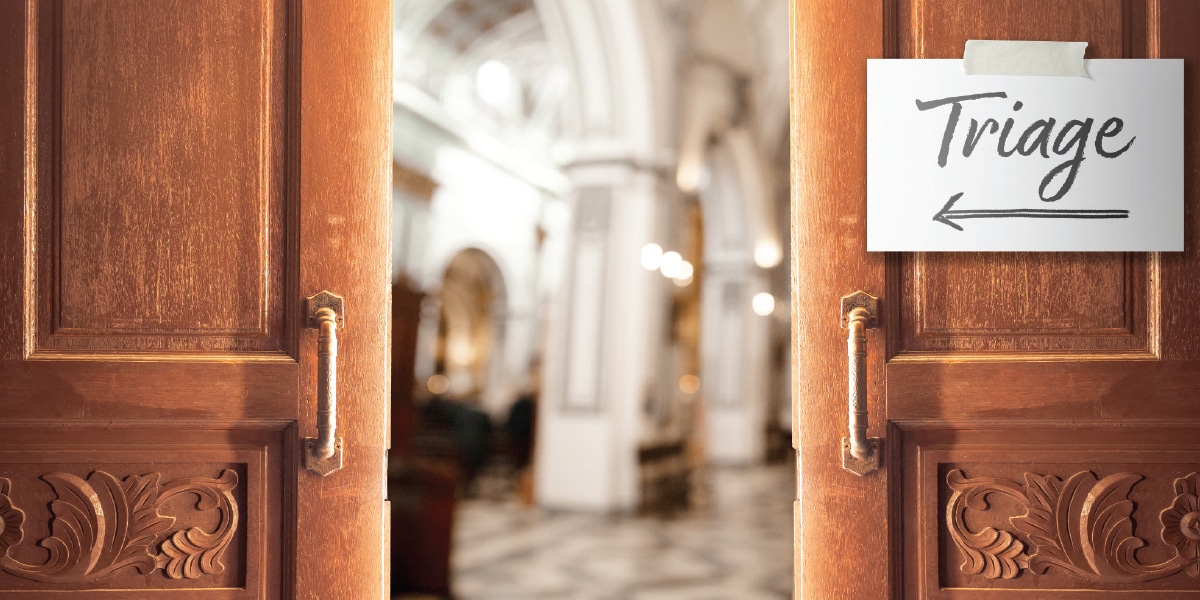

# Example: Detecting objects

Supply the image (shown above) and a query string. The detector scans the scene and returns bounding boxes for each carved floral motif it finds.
[1160,473,1200,577]
[0,479,25,553]
[947,469,1200,584]
[0,469,238,583]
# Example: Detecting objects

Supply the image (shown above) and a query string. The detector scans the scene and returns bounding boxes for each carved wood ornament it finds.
[947,469,1200,583]
[0,470,238,583]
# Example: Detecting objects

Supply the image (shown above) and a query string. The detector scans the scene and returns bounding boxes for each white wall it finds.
[394,104,551,419]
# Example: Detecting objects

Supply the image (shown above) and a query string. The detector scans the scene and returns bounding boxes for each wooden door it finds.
[792,1,1200,597]
[0,1,390,598]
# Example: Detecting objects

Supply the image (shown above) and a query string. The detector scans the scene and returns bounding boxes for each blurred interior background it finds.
[387,1,792,597]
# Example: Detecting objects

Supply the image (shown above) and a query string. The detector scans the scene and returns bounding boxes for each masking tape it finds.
[963,40,1088,77]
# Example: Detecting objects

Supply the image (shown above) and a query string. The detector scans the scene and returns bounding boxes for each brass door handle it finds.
[840,291,880,476]
[305,291,345,476]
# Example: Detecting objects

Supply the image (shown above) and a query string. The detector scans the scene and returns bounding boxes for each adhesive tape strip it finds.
[963,40,1088,77]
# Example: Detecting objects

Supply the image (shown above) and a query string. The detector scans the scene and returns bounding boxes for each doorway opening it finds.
[388,0,793,597]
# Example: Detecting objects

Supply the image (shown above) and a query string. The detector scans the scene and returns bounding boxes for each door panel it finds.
[0,0,390,597]
[896,253,1153,354]
[902,428,1200,597]
[793,0,1200,598]
[890,0,1153,359]
[34,0,291,355]
[0,427,281,596]
[899,0,1127,59]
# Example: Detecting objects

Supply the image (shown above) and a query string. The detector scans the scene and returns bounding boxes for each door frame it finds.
[295,0,392,597]
[790,1,898,597]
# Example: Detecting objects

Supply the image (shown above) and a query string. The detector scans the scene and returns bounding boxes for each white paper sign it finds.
[867,59,1183,251]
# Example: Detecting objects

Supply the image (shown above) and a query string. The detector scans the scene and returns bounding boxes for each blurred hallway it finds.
[448,466,792,600]
[389,0,792,596]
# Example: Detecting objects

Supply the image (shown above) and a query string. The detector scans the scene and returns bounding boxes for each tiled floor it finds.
[448,466,794,600]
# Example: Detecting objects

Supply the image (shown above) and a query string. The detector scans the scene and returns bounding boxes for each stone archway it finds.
[428,248,509,411]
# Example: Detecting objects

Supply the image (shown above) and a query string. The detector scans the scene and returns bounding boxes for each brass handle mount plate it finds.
[304,290,345,476]
[840,291,881,476]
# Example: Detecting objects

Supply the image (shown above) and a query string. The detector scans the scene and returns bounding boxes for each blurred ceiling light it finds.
[754,239,782,268]
[676,161,702,193]
[679,374,700,394]
[427,374,450,395]
[660,251,683,278]
[641,243,664,270]
[448,339,476,365]
[476,60,513,106]
[752,292,776,316]
[672,260,694,286]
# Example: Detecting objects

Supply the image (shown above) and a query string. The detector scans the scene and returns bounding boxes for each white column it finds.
[700,263,770,465]
[534,161,662,512]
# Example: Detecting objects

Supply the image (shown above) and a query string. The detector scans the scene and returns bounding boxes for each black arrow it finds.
[933,192,1130,231]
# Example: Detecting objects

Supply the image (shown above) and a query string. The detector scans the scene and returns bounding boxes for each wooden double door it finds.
[0,1,390,597]
[793,1,1200,598]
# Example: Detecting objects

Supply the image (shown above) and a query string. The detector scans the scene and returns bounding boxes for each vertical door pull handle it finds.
[841,291,880,476]
[305,291,346,476]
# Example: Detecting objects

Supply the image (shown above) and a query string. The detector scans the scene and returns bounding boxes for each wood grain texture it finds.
[888,359,1200,424]
[793,0,1200,598]
[900,0,1125,59]
[0,2,24,361]
[1158,0,1200,361]
[0,0,390,597]
[791,0,890,597]
[0,360,297,422]
[34,0,291,355]
[897,253,1151,354]
[892,0,1153,358]
[293,0,391,597]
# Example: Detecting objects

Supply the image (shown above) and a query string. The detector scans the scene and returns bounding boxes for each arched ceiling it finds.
[393,0,788,173]
[394,0,565,150]
[414,0,532,54]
